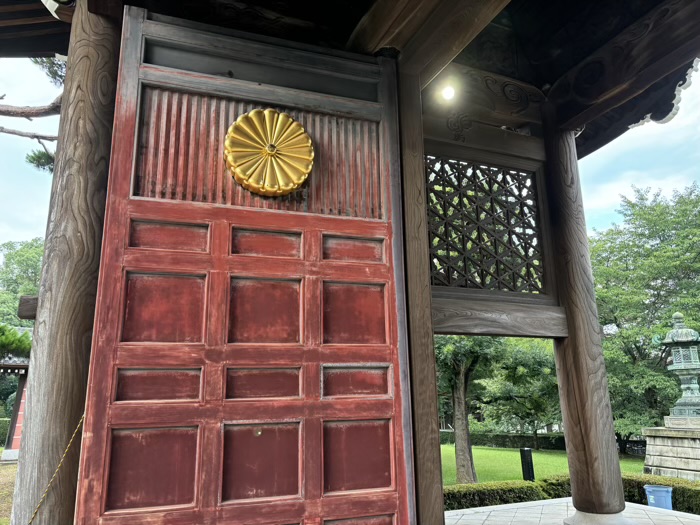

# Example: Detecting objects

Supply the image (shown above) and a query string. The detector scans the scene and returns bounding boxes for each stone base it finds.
[642,426,700,481]
[664,416,700,428]
[0,448,18,462]
[563,511,637,525]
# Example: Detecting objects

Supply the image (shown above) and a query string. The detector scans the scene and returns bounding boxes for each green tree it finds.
[590,185,700,439]
[591,185,700,363]
[0,325,31,360]
[0,238,44,327]
[605,344,679,453]
[0,375,18,417]
[479,339,560,449]
[435,335,504,483]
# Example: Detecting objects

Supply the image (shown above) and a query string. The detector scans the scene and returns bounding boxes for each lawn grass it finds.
[441,445,644,485]
[0,461,17,525]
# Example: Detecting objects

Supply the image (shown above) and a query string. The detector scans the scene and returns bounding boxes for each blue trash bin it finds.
[644,485,673,510]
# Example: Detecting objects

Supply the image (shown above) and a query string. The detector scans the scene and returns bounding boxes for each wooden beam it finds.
[549,0,700,130]
[0,15,56,27]
[346,0,441,53]
[17,296,38,320]
[399,0,510,88]
[87,0,123,20]
[10,1,120,524]
[0,4,46,14]
[431,291,568,338]
[399,72,445,525]
[541,102,625,517]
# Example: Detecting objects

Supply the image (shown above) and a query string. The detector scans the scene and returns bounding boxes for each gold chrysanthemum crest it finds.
[224,108,314,197]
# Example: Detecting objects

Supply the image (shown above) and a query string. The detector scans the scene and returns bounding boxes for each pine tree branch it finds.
[0,93,62,120]
[0,127,58,142]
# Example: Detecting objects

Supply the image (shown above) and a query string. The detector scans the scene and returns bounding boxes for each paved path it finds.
[445,498,700,525]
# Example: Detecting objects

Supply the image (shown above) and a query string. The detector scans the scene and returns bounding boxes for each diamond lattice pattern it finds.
[426,155,545,293]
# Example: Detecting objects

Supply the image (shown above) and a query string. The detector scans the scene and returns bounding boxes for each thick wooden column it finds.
[11,3,120,524]
[399,73,445,525]
[542,103,625,516]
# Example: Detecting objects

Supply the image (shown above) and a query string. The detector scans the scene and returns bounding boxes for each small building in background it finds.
[1,357,29,462]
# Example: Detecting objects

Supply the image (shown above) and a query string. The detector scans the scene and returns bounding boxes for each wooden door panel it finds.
[75,8,412,525]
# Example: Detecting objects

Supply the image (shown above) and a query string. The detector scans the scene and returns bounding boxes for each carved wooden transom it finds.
[425,155,545,293]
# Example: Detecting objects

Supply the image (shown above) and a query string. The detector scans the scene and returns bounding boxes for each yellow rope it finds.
[28,413,85,525]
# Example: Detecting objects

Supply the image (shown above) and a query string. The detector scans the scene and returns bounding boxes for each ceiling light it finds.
[441,86,455,101]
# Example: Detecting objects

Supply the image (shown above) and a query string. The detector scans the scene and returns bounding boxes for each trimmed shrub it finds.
[0,417,9,446]
[470,432,567,451]
[443,474,700,514]
[536,474,700,514]
[439,432,567,449]
[537,475,571,499]
[443,480,547,511]
[440,430,455,445]
[622,474,700,515]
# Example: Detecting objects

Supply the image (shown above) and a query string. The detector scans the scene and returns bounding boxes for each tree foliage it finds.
[29,57,66,87]
[25,149,55,174]
[590,185,699,440]
[479,339,560,448]
[0,324,31,360]
[0,238,44,327]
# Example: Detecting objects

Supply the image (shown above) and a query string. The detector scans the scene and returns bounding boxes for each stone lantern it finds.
[664,312,700,428]
[643,312,700,480]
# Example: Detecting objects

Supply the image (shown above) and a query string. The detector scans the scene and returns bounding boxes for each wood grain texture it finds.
[549,0,700,130]
[424,64,545,129]
[399,72,444,525]
[399,0,510,88]
[17,295,37,320]
[432,292,568,337]
[10,2,120,525]
[542,102,624,514]
[346,0,441,53]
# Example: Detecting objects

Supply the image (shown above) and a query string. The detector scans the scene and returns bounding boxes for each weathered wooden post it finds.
[542,102,628,524]
[11,2,120,524]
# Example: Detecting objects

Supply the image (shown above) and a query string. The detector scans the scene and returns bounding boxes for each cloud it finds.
[580,65,700,231]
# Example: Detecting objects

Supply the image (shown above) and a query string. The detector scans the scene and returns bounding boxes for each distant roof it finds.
[0,356,29,375]
[0,0,71,57]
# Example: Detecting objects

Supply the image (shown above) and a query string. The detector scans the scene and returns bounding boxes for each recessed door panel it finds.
[75,8,412,525]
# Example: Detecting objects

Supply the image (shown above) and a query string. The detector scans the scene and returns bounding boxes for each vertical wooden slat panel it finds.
[133,88,382,219]
[155,90,170,198]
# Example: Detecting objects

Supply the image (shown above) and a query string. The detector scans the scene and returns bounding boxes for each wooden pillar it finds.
[11,3,120,524]
[542,102,625,516]
[398,72,445,525]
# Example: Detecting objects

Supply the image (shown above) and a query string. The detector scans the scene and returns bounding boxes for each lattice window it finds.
[426,155,545,293]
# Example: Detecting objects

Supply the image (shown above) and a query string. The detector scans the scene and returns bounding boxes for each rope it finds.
[28,413,85,525]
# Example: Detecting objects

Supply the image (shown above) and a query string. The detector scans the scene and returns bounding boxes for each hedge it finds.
[443,474,700,513]
[439,431,566,450]
[444,480,548,511]
[0,417,9,446]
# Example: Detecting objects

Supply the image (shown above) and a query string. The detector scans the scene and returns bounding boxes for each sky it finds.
[0,58,699,243]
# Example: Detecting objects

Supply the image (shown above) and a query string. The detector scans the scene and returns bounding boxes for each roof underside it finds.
[2,0,695,157]
[0,0,70,57]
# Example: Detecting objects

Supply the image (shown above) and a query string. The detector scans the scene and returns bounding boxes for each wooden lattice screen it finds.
[425,154,545,293]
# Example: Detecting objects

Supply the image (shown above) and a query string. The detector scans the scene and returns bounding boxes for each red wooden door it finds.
[75,8,414,525]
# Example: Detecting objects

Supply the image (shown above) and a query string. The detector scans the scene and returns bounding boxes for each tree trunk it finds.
[617,434,629,456]
[453,367,477,484]
[11,3,120,525]
[533,429,540,450]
